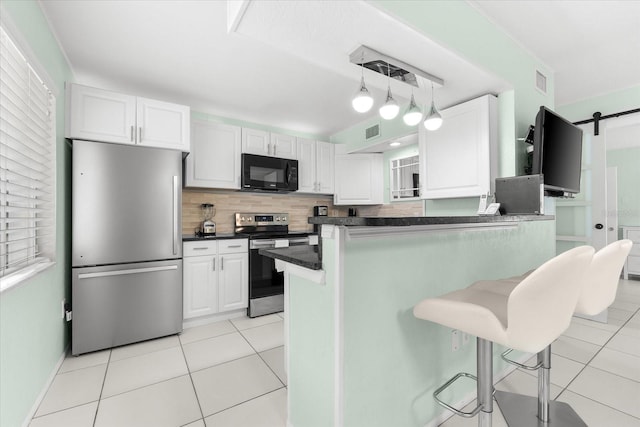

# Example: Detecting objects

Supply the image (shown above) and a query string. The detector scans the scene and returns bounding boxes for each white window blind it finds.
[0,25,56,282]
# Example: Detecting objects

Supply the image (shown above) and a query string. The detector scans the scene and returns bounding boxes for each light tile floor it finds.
[29,280,640,427]
[29,313,286,427]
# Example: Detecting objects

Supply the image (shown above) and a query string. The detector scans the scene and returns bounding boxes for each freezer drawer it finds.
[72,260,183,355]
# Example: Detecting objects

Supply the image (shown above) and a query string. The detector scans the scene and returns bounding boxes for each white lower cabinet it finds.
[622,226,640,279]
[183,239,248,320]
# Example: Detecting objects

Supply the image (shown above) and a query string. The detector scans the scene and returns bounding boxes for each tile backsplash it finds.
[182,189,424,235]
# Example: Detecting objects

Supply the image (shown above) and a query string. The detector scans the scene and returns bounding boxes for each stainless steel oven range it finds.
[235,212,314,318]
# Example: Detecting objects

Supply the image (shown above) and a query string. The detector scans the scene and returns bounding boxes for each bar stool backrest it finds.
[575,239,633,316]
[506,246,594,353]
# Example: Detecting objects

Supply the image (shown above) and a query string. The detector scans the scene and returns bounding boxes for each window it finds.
[0,26,56,288]
[390,154,420,201]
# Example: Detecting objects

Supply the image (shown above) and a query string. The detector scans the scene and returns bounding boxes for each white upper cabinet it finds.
[297,138,334,194]
[334,150,383,205]
[185,120,241,189]
[270,132,297,159]
[419,94,497,199]
[242,128,297,159]
[136,97,190,151]
[241,128,270,156]
[66,83,190,151]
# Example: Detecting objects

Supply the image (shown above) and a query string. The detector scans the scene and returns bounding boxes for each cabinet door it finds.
[218,252,248,312]
[419,95,497,199]
[271,133,297,159]
[334,153,383,205]
[66,83,136,145]
[242,128,270,156]
[183,255,218,319]
[186,120,241,189]
[137,97,190,151]
[316,141,335,194]
[296,138,317,193]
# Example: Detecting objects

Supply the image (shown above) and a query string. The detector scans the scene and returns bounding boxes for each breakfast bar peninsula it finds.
[260,215,555,427]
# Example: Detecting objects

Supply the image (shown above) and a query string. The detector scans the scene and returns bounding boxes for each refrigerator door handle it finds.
[173,175,179,255]
[78,265,178,279]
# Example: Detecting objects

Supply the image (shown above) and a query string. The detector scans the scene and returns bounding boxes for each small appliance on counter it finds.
[198,203,216,237]
[313,205,328,233]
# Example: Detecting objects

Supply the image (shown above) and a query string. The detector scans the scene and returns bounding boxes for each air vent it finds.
[365,124,380,140]
[536,70,547,94]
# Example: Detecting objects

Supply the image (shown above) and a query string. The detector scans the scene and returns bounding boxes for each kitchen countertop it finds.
[182,233,248,241]
[259,245,322,270]
[307,214,554,227]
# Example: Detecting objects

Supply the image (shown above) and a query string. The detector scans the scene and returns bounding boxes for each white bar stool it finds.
[413,246,594,427]
[470,239,633,426]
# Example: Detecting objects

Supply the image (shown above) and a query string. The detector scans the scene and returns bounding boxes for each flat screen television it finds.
[531,106,583,196]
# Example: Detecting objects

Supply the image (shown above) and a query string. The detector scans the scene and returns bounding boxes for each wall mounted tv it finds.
[531,106,584,197]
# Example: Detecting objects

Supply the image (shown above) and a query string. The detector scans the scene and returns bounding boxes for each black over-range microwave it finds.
[241,153,298,192]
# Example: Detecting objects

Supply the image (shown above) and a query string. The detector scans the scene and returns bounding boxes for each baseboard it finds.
[182,308,247,329]
[423,350,532,427]
[21,345,69,427]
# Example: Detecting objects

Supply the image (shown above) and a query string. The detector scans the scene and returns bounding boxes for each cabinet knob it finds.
[595,223,604,230]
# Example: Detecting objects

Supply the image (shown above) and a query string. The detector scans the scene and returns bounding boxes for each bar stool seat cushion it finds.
[413,246,594,354]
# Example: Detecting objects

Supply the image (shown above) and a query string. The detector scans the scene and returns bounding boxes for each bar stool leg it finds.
[494,344,587,426]
[538,346,551,422]
[477,338,493,427]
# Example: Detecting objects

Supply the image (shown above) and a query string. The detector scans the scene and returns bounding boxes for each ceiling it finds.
[39,1,638,139]
[469,0,640,107]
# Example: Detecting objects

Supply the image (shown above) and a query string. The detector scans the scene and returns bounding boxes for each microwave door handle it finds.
[286,162,292,186]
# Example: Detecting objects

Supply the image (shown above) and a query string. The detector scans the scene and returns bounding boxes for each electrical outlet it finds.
[451,329,460,352]
[61,299,66,319]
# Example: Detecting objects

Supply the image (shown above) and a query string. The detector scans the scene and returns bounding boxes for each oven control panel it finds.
[235,213,289,227]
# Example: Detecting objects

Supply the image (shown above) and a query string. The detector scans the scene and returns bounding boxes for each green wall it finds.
[556,85,640,123]
[0,2,73,427]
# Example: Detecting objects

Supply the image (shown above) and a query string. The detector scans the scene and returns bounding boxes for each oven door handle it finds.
[250,239,276,249]
[288,237,310,246]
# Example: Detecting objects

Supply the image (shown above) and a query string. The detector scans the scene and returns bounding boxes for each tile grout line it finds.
[92,349,113,427]
[178,334,207,427]
[555,305,640,402]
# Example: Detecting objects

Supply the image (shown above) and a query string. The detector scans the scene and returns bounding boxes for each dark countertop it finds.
[182,233,248,241]
[308,214,554,227]
[259,246,322,271]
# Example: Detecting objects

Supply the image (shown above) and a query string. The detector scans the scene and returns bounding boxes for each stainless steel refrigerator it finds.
[71,140,183,355]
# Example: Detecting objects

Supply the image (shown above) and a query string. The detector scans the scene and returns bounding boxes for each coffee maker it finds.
[200,203,216,237]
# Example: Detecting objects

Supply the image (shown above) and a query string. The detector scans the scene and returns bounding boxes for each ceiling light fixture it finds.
[424,82,443,131]
[403,93,422,126]
[389,141,401,147]
[378,63,399,120]
[352,55,373,113]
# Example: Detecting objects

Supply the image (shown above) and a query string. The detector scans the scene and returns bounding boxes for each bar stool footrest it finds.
[501,348,542,371]
[433,372,484,418]
[495,390,587,427]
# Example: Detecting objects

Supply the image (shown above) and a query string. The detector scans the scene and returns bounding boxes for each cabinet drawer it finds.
[183,242,217,257]
[219,239,248,254]
[628,255,640,274]
[626,230,640,243]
